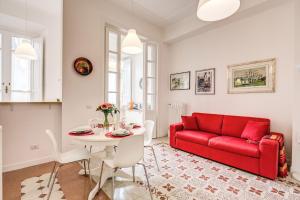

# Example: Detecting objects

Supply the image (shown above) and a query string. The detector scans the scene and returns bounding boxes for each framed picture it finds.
[170,71,190,90]
[195,68,215,95]
[228,58,276,94]
[74,57,93,76]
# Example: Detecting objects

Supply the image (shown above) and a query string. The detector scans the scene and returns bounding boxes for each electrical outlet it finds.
[297,133,300,144]
[30,144,39,150]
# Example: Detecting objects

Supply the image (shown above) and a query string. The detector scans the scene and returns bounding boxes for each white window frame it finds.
[144,42,158,112]
[104,24,158,126]
[0,30,43,102]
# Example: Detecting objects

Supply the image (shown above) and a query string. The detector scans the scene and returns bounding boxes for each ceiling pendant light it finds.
[15,0,37,60]
[197,0,240,22]
[122,29,143,54]
[15,41,37,60]
[121,0,142,54]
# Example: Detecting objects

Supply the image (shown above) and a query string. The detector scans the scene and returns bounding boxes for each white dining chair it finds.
[45,129,92,200]
[98,134,153,200]
[144,120,159,171]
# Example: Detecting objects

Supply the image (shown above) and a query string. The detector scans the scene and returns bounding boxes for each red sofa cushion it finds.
[208,136,260,158]
[222,115,270,138]
[192,113,223,134]
[176,130,218,145]
[181,116,199,130]
[241,121,269,142]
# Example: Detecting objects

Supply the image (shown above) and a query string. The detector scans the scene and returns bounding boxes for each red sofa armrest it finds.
[169,123,184,147]
[259,132,280,180]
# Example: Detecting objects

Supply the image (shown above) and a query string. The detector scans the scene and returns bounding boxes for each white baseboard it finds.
[3,156,54,172]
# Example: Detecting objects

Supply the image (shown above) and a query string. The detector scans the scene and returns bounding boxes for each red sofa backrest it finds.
[192,113,224,134]
[222,115,270,138]
[192,112,270,138]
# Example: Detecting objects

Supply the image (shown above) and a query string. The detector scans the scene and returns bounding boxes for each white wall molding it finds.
[3,156,53,173]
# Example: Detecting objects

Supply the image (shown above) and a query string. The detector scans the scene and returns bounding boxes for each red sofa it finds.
[170,113,280,180]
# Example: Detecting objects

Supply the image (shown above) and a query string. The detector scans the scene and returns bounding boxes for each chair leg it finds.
[112,169,115,200]
[87,159,92,185]
[138,163,153,200]
[47,165,60,200]
[150,146,160,171]
[83,160,87,175]
[98,161,105,192]
[132,166,135,182]
[47,162,57,187]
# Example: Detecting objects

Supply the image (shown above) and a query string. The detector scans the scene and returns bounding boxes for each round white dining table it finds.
[68,126,145,200]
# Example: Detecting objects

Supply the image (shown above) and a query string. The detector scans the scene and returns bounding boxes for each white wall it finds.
[0,103,61,172]
[62,0,165,151]
[165,1,294,158]
[292,0,300,175]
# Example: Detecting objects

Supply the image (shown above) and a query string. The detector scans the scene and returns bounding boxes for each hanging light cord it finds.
[25,0,28,35]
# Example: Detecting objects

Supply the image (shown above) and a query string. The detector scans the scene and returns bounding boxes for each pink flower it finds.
[100,103,112,110]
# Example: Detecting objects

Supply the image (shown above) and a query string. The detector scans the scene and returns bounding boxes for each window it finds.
[106,29,120,106]
[105,25,158,118]
[146,44,157,111]
[0,31,43,102]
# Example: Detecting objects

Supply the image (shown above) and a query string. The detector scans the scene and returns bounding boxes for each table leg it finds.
[105,146,115,159]
[88,163,113,200]
[87,146,115,200]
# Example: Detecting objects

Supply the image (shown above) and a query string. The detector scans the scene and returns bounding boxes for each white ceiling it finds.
[0,0,62,16]
[108,0,199,27]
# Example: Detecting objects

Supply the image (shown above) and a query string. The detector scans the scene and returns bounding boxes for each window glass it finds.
[109,31,118,52]
[147,45,156,61]
[11,53,31,91]
[147,62,155,77]
[120,56,131,107]
[147,94,155,110]
[0,34,44,102]
[108,92,117,105]
[11,92,31,102]
[147,78,155,94]
[108,72,117,92]
[109,53,117,72]
[11,37,31,50]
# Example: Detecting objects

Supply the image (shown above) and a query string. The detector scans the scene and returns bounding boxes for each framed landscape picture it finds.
[195,68,215,95]
[170,71,190,90]
[228,58,276,94]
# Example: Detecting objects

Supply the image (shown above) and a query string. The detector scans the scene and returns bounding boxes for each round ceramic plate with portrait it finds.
[74,57,93,76]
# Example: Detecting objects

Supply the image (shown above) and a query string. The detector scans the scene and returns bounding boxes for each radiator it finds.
[168,103,186,136]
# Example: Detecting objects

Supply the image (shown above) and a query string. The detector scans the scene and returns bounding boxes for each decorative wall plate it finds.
[74,57,93,76]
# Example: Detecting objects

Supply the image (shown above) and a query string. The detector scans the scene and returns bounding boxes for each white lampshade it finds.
[122,29,143,54]
[197,0,240,21]
[15,41,37,60]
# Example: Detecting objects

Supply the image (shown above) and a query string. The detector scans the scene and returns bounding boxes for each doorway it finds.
[105,24,158,137]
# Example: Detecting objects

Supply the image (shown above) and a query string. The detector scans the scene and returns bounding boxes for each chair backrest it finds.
[45,129,59,161]
[113,134,144,168]
[144,120,155,146]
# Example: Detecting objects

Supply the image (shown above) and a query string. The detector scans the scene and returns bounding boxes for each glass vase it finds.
[103,113,110,131]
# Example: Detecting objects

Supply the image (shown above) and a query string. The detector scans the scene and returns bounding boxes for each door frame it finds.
[104,23,158,138]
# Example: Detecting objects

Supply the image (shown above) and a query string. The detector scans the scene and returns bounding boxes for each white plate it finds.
[112,129,129,136]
